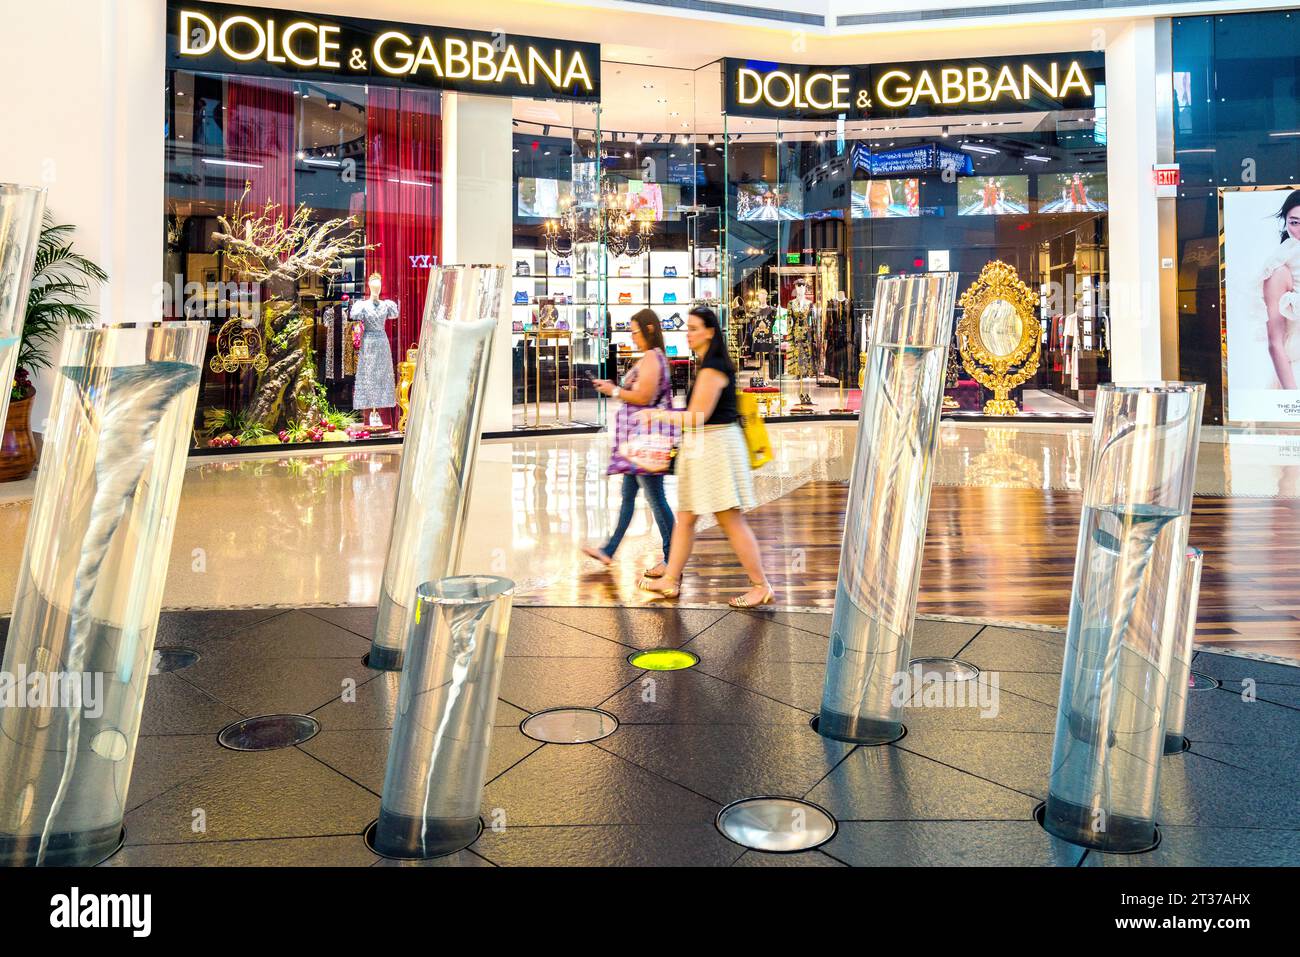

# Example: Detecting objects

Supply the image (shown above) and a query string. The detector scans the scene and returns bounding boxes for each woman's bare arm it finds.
[618,352,662,406]
[1265,266,1299,390]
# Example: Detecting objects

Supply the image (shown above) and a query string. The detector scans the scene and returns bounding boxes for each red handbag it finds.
[352,323,363,350]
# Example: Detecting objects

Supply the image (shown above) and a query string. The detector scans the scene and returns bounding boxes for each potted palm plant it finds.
[0,214,106,481]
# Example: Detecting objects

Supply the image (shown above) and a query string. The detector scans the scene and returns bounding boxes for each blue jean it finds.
[603,473,674,562]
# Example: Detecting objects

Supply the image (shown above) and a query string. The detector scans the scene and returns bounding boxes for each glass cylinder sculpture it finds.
[373,575,514,858]
[818,272,959,744]
[0,321,208,866]
[1044,383,1204,852]
[370,265,504,671]
[1163,546,1204,755]
[0,184,47,428]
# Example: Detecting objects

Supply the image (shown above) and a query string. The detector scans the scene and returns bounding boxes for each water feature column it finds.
[1043,383,1204,852]
[817,272,959,744]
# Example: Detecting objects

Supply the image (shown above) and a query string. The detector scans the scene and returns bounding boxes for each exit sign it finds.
[1154,164,1180,196]
[786,253,801,264]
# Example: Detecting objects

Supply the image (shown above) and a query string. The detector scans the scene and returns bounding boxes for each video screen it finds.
[616,179,683,221]
[517,177,572,218]
[1038,172,1109,212]
[735,182,803,221]
[958,176,1030,215]
[851,179,920,218]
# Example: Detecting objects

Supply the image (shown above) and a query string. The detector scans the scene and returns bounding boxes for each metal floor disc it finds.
[908,656,980,682]
[521,707,619,744]
[218,714,320,751]
[152,648,200,673]
[716,797,837,853]
[628,648,698,671]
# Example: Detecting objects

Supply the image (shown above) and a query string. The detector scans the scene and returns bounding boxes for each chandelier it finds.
[543,179,653,259]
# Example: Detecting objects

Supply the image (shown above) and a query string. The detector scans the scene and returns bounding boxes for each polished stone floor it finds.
[53,604,1299,867]
[0,421,1294,619]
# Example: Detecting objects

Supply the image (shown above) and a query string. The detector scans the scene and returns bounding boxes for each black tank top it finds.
[689,354,738,425]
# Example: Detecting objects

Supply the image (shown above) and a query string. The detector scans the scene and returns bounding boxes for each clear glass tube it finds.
[818,272,959,743]
[0,184,48,428]
[1044,382,1204,851]
[374,575,514,858]
[1163,546,1204,754]
[370,265,504,670]
[0,321,208,865]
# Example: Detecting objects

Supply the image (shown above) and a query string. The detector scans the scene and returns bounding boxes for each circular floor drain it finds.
[152,648,199,673]
[521,707,619,744]
[908,656,980,682]
[809,713,907,746]
[716,796,837,853]
[364,816,484,860]
[1032,801,1162,854]
[1189,671,1220,690]
[628,648,698,671]
[218,714,320,751]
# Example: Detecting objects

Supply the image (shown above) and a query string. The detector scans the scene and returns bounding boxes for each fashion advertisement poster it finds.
[1222,187,1300,423]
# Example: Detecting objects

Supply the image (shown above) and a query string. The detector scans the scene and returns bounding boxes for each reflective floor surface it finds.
[4,605,1284,867]
[0,421,1296,659]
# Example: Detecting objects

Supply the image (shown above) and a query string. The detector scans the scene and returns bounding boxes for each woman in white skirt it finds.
[638,306,772,608]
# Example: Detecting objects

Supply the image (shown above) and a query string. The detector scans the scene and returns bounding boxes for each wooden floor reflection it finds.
[563,482,1300,663]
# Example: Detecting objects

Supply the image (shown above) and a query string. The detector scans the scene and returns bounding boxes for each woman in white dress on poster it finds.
[1261,190,1300,390]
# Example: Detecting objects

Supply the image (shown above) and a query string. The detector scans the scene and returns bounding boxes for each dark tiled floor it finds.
[15,604,1289,867]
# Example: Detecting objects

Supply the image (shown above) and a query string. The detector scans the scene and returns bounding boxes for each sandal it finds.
[729,583,774,609]
[581,546,613,566]
[639,575,680,600]
[642,562,668,579]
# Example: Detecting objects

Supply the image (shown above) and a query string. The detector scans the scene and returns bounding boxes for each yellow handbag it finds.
[735,389,773,469]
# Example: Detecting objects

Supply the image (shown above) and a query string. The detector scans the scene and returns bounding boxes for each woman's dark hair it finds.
[1277,189,1300,242]
[630,308,666,353]
[688,305,734,374]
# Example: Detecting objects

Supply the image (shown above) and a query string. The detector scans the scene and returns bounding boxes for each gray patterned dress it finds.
[350,298,398,409]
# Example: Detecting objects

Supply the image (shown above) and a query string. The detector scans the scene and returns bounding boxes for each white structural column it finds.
[0,0,165,432]
[441,93,515,434]
[1105,19,1165,382]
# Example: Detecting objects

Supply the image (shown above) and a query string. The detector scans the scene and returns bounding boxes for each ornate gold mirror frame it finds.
[957,260,1041,416]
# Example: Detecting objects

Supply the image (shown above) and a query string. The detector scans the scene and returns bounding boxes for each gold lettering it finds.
[1022,63,1058,98]
[445,38,471,79]
[737,67,762,105]
[912,70,940,105]
[563,51,593,91]
[219,15,266,62]
[763,72,795,108]
[967,66,992,103]
[320,25,340,68]
[876,69,912,108]
[373,30,414,75]
[940,68,965,104]
[179,11,217,55]
[498,44,526,85]
[472,40,495,81]
[281,21,318,67]
[1059,60,1091,97]
[806,73,835,110]
[412,35,443,77]
[265,19,286,64]
[833,73,850,108]
[990,64,1021,100]
[527,46,561,88]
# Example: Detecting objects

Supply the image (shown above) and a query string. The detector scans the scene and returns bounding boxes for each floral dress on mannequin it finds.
[351,298,398,413]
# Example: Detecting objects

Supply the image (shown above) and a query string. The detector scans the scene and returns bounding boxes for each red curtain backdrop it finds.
[224,77,296,222]
[365,88,442,365]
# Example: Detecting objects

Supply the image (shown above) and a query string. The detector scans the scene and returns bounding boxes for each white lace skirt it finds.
[675,423,757,515]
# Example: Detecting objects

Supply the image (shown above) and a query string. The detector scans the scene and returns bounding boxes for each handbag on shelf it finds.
[515,260,530,276]
[618,265,633,278]
[662,312,683,331]
[618,291,633,304]
[663,265,677,278]
[663,292,677,304]
[556,259,572,277]
[514,291,529,305]
[736,389,773,470]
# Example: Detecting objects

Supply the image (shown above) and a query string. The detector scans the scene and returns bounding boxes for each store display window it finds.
[717,55,1111,419]
[165,68,440,448]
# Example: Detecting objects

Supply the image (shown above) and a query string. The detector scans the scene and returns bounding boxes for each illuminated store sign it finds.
[168,1,600,100]
[724,54,1102,119]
